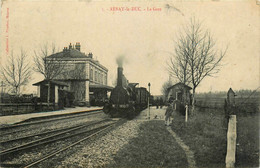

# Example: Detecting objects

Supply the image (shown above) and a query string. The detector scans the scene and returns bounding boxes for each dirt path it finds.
[166,126,196,168]
[141,107,196,167]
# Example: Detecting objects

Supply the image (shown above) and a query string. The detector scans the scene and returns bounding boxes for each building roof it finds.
[48,49,88,59]
[46,48,108,71]
[89,84,113,90]
[56,79,89,82]
[167,82,192,91]
[228,88,236,96]
[32,80,68,86]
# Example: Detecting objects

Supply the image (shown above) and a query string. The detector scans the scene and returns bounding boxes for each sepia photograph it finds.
[0,0,259,167]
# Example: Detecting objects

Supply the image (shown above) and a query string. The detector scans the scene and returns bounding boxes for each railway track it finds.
[0,119,110,149]
[0,109,103,136]
[0,118,120,168]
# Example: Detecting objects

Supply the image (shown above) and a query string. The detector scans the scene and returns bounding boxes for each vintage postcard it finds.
[0,0,259,167]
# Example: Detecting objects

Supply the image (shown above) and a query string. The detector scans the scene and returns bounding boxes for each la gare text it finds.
[109,7,162,12]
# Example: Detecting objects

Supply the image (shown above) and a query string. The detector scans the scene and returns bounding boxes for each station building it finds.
[167,82,192,104]
[167,82,192,113]
[34,42,112,106]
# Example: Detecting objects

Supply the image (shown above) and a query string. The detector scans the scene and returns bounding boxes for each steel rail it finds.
[0,110,103,133]
[23,123,115,168]
[0,119,112,160]
[0,119,110,144]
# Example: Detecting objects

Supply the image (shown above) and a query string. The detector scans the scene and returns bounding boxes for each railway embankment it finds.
[56,107,189,168]
[3,106,255,167]
[0,111,114,167]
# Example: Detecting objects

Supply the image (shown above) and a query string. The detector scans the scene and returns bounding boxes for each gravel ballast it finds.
[56,117,188,168]
[57,120,144,168]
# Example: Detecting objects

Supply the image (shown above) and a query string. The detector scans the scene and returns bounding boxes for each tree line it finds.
[0,43,67,106]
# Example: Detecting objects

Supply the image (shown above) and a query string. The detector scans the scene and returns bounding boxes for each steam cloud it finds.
[116,55,125,68]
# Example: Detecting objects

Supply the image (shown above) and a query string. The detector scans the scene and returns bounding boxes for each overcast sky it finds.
[1,0,259,95]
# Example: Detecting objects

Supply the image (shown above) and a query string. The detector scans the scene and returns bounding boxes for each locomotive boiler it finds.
[103,66,149,118]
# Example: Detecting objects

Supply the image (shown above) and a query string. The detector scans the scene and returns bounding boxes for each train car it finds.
[103,66,149,118]
[135,87,149,110]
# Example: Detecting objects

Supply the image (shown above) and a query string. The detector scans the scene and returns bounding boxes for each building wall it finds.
[55,59,108,83]
[168,87,191,104]
[70,81,86,102]
[40,84,55,103]
[51,57,108,104]
[88,62,107,85]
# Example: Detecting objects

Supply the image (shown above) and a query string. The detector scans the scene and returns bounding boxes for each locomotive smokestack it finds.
[117,67,123,87]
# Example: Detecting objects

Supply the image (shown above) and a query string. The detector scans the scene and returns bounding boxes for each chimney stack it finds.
[63,47,69,52]
[69,43,72,49]
[88,52,93,58]
[117,67,123,87]
[75,42,81,51]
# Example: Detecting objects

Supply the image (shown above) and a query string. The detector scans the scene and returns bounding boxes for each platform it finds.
[136,106,166,120]
[0,107,103,125]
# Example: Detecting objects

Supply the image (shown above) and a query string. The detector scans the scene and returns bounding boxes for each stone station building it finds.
[34,42,112,106]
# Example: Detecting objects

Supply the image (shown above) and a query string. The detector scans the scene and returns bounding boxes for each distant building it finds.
[167,82,192,109]
[227,88,236,106]
[34,42,112,106]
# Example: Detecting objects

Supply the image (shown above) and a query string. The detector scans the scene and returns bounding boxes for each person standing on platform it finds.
[165,103,173,126]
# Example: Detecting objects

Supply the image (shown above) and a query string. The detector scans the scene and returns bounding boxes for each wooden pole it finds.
[185,104,188,122]
[148,83,151,119]
[225,115,237,168]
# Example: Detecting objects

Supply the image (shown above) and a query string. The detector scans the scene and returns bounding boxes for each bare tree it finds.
[161,80,173,100]
[61,63,86,102]
[0,50,31,96]
[167,30,192,105]
[33,43,66,105]
[171,18,227,113]
[167,39,191,86]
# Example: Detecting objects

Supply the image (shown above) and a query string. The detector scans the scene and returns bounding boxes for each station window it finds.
[99,72,101,84]
[104,74,107,85]
[90,69,93,80]
[98,72,100,83]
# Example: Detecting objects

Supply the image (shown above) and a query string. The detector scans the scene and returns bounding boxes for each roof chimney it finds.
[63,47,69,52]
[75,42,81,51]
[69,43,72,49]
[88,52,93,58]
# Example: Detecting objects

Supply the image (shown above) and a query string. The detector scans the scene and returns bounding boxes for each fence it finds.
[225,88,237,168]
[195,97,259,114]
[0,102,56,116]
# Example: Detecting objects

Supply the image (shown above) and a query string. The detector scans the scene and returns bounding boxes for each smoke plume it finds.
[116,55,125,68]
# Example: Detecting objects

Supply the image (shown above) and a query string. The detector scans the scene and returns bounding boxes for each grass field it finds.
[172,108,227,167]
[172,106,259,168]
[108,120,188,168]
[236,113,259,167]
[195,91,260,113]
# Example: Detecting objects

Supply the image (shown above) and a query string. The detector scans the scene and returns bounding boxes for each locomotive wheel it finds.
[126,106,135,119]
[103,104,110,114]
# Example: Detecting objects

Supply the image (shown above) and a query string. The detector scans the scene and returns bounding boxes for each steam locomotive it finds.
[103,66,149,118]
